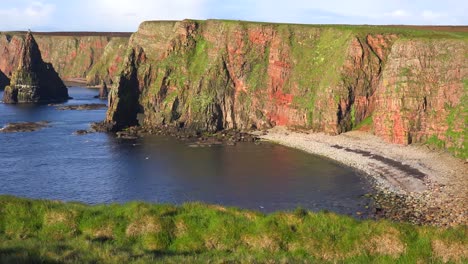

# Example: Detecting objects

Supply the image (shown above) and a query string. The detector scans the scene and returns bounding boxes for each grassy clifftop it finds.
[0,196,466,263]
[141,19,468,39]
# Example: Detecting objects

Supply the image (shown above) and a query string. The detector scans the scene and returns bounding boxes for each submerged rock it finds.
[74,129,90,135]
[56,104,107,110]
[90,121,115,132]
[2,32,69,103]
[0,121,50,133]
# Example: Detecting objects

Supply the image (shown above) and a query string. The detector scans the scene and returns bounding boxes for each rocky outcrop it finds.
[104,20,467,158]
[3,32,69,103]
[106,48,142,131]
[0,121,50,132]
[0,32,130,86]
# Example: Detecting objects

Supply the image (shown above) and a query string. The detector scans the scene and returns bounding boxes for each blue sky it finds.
[0,0,466,32]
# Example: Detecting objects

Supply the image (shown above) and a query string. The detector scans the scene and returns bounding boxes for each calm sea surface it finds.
[0,87,373,215]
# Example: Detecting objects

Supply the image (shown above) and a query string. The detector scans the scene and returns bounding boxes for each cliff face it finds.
[105,20,467,158]
[373,40,467,157]
[3,32,68,103]
[86,37,129,85]
[0,32,130,85]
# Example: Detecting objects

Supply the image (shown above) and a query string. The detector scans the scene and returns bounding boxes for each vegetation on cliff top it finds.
[0,196,466,263]
[141,19,468,39]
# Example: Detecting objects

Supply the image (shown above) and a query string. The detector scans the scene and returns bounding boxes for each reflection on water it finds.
[0,87,373,215]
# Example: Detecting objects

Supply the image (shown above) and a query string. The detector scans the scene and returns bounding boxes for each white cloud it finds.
[421,10,445,20]
[0,1,55,30]
[80,0,209,31]
[25,1,55,17]
[385,10,411,18]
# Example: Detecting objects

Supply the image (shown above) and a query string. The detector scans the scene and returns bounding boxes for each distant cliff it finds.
[0,31,130,87]
[104,20,467,158]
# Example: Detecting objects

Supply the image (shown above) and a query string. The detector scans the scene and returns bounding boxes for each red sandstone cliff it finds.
[105,20,467,158]
[0,32,130,86]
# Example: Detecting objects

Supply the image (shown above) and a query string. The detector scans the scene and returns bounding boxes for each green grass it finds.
[354,115,373,131]
[195,19,468,39]
[0,196,466,263]
[187,37,209,79]
[426,135,446,149]
[139,19,468,40]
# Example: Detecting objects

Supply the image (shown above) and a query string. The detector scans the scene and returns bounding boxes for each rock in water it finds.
[0,121,50,133]
[96,81,108,99]
[2,32,69,103]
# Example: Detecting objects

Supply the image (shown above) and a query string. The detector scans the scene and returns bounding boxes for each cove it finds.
[0,87,373,216]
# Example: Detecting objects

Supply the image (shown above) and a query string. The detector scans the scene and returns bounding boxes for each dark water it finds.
[0,87,373,215]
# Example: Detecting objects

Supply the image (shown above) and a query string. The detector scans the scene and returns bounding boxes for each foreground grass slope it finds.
[0,196,466,263]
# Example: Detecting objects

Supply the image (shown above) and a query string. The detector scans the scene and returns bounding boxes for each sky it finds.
[0,0,466,32]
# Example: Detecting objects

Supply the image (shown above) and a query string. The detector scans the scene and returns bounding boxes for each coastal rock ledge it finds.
[2,32,69,104]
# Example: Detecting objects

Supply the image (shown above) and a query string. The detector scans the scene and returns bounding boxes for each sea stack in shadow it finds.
[2,32,69,103]
[0,70,9,90]
[95,81,108,99]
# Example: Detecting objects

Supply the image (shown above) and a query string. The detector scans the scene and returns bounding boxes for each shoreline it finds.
[255,127,467,227]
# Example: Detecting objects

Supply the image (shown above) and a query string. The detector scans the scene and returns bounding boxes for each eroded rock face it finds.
[373,40,467,157]
[3,32,69,103]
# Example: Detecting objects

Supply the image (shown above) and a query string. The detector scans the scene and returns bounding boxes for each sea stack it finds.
[0,70,9,90]
[2,32,69,103]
